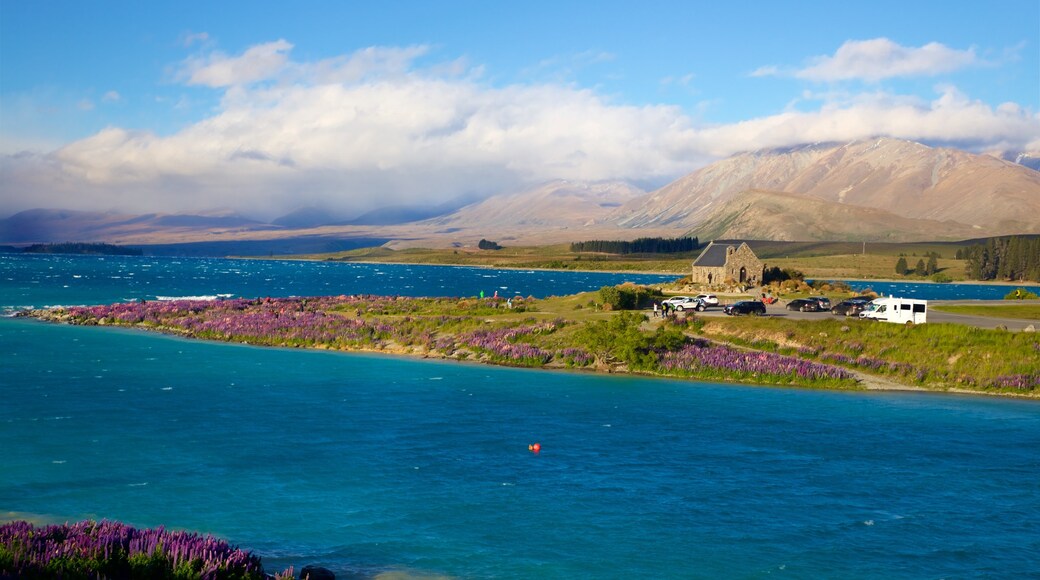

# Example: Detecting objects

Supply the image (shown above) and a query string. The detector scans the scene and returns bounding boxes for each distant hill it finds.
[993,150,1040,172]
[423,180,646,229]
[0,208,275,244]
[272,207,345,228]
[344,203,458,226]
[686,189,983,242]
[609,138,1040,239]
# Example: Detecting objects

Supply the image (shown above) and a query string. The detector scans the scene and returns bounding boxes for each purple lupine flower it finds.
[0,520,290,578]
[659,342,853,382]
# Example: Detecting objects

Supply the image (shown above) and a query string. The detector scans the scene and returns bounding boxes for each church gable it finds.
[691,240,764,286]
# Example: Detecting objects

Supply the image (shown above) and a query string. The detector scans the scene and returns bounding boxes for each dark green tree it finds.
[926,255,938,275]
[914,259,927,276]
[895,256,908,276]
[570,237,699,254]
[962,235,1040,282]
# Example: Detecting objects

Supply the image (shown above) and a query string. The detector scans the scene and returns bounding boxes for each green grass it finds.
[931,304,1040,321]
[287,244,696,274]
[281,242,986,282]
[34,286,1039,396]
[696,316,1040,393]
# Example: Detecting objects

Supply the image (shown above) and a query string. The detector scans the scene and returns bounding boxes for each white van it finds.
[859,296,927,324]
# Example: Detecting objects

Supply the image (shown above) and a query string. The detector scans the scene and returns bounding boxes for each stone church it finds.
[691,241,764,286]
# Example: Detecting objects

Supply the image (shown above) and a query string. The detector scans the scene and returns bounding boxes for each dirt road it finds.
[684,300,1038,331]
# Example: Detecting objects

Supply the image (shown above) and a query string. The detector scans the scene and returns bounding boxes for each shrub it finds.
[762,266,788,284]
[1005,288,1039,300]
[597,284,661,310]
[577,311,658,368]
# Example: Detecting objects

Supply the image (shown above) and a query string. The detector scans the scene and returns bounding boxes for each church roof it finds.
[692,240,752,267]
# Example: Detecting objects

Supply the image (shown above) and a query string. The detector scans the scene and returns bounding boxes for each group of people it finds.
[651,301,677,318]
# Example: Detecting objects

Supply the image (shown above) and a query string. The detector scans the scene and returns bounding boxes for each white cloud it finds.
[796,38,980,82]
[691,86,1040,156]
[180,39,294,87]
[1,41,1036,219]
[749,65,778,78]
[102,91,121,103]
[182,31,210,47]
[660,73,695,87]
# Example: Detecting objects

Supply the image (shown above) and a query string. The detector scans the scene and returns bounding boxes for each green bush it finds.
[1005,288,1039,300]
[597,284,662,310]
[577,311,659,368]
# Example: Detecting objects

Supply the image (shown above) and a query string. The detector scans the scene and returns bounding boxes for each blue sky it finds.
[1,0,1037,218]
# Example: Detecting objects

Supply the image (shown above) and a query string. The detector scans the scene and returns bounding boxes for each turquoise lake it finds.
[2,254,1039,578]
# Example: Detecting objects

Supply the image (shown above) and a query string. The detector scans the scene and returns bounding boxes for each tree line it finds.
[570,236,699,254]
[957,235,1040,282]
[895,252,939,277]
[22,242,143,256]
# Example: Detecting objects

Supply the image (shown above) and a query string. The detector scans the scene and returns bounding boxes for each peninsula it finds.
[22,287,1039,396]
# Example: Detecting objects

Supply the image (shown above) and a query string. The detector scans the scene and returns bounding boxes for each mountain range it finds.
[609,138,1040,239]
[2,138,1038,249]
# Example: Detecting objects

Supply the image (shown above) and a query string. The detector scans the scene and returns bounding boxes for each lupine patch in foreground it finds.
[0,519,292,579]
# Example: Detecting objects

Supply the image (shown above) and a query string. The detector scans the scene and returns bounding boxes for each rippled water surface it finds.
[2,254,1039,578]
[0,253,677,311]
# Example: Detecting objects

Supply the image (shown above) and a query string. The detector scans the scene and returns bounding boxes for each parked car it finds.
[663,296,705,311]
[679,298,707,312]
[694,294,720,306]
[831,297,873,316]
[661,296,693,307]
[786,298,821,312]
[809,296,831,309]
[724,300,766,316]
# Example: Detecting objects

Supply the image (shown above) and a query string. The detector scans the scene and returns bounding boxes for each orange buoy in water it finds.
[528,442,541,453]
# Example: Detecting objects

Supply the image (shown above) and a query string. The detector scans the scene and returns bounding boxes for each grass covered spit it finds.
[24,292,1040,394]
[26,295,858,390]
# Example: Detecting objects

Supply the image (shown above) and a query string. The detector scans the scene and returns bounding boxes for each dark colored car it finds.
[831,297,873,316]
[786,298,821,312]
[724,300,767,316]
[809,296,831,309]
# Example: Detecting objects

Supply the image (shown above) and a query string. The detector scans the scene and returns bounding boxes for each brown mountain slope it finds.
[611,138,1040,236]
[687,190,983,242]
[422,180,645,229]
[0,208,275,244]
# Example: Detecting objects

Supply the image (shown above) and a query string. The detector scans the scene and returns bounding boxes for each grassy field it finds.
[694,315,1040,393]
[295,244,696,273]
[288,242,975,281]
[764,253,967,281]
[931,304,1040,321]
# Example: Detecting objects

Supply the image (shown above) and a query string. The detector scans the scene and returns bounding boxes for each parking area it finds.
[669,300,1038,331]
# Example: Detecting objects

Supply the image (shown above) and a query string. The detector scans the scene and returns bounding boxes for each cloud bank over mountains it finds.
[2,38,1037,219]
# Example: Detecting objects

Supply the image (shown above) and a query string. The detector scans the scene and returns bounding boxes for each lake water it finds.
[2,254,1039,578]
[827,279,1040,301]
[0,253,678,312]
